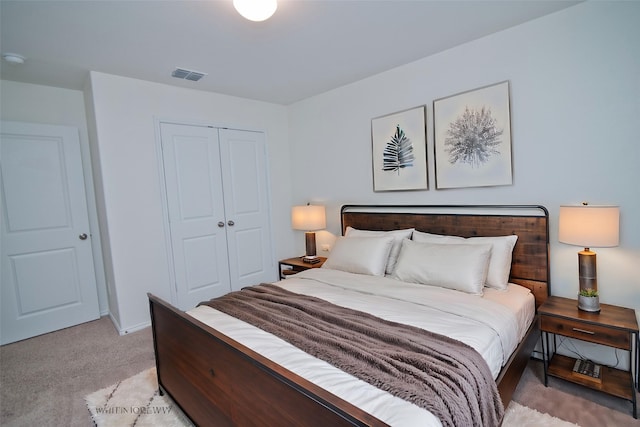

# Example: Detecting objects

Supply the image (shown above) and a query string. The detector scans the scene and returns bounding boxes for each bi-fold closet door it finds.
[160,122,273,310]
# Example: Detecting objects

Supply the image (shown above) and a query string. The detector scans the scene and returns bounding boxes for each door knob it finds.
[217,221,225,228]
[79,233,88,240]
[227,220,235,226]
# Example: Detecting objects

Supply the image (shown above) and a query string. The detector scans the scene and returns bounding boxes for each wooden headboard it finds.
[341,205,550,308]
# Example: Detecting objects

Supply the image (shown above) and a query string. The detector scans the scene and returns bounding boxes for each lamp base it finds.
[578,295,600,312]
[577,250,600,312]
[577,250,597,292]
[304,232,317,257]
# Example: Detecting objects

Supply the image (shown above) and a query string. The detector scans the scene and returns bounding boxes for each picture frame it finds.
[371,105,428,192]
[433,81,512,189]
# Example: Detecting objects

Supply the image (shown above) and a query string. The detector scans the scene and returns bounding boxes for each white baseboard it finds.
[106,313,151,336]
[117,320,151,335]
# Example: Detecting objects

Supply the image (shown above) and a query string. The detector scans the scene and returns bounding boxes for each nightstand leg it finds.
[632,371,637,419]
[635,332,638,418]
[636,332,639,391]
[542,330,549,386]
[632,351,637,419]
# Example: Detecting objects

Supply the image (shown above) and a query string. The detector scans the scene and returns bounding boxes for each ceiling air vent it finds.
[171,68,207,82]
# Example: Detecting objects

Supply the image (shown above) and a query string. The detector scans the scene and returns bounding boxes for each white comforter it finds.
[188,268,534,427]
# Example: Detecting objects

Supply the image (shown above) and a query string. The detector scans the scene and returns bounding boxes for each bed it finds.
[148,205,550,426]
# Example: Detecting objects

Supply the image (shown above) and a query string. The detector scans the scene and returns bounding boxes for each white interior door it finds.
[160,123,231,309]
[1,121,100,345]
[219,129,274,291]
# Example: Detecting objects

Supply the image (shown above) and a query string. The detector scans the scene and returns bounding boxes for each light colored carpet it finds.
[0,316,155,427]
[86,367,579,427]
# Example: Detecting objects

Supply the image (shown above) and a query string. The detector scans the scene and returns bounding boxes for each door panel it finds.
[1,122,100,345]
[2,135,70,231]
[11,248,81,314]
[219,129,273,291]
[183,235,222,292]
[235,227,265,276]
[160,123,231,309]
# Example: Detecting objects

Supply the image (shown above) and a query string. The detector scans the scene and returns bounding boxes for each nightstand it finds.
[278,257,327,279]
[539,296,638,418]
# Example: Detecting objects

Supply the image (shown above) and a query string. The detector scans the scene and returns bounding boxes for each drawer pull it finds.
[572,327,595,335]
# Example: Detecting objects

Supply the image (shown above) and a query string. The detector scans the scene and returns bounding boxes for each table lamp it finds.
[291,204,326,263]
[558,203,619,311]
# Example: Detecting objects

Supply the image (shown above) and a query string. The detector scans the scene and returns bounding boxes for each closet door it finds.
[160,123,231,309]
[219,129,274,291]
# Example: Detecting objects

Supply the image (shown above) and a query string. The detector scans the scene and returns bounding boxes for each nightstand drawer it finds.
[541,316,631,349]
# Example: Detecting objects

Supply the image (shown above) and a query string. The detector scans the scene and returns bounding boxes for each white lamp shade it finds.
[233,0,277,22]
[559,205,619,248]
[291,205,326,231]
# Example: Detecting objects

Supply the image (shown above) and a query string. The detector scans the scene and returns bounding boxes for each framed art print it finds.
[371,105,427,192]
[433,81,512,189]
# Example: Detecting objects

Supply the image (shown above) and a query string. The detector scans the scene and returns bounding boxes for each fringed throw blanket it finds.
[199,284,504,427]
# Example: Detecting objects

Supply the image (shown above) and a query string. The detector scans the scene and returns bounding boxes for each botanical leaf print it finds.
[383,125,415,174]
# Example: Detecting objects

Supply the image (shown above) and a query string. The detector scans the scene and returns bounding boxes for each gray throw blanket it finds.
[200,284,504,427]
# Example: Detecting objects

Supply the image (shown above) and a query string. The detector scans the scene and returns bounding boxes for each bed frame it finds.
[149,205,549,426]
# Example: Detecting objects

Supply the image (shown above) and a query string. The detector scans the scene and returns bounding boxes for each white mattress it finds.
[188,268,535,427]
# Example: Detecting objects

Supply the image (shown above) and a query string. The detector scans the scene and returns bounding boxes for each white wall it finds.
[288,2,640,364]
[85,72,291,333]
[0,80,109,315]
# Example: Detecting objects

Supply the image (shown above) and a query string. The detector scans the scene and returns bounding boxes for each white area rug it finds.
[503,401,580,427]
[85,367,193,427]
[86,367,580,427]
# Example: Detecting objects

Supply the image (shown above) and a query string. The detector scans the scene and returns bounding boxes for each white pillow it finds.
[412,231,517,290]
[392,239,491,295]
[345,227,415,274]
[322,235,395,276]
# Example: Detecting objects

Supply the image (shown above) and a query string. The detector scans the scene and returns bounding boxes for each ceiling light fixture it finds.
[233,0,277,22]
[2,53,25,64]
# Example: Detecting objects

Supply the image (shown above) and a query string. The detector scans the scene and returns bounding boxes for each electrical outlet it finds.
[321,244,330,252]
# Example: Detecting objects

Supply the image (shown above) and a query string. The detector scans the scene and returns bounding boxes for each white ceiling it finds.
[0,0,581,105]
